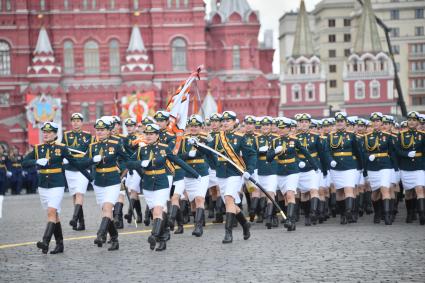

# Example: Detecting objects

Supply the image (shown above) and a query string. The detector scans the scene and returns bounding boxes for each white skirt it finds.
[391,169,401,184]
[208,169,218,188]
[400,170,425,190]
[257,174,277,193]
[65,170,89,195]
[324,172,331,188]
[125,171,141,193]
[357,170,365,186]
[38,187,64,213]
[277,173,299,194]
[173,179,186,196]
[298,170,319,193]
[93,184,121,206]
[185,176,209,202]
[330,169,357,190]
[144,188,170,209]
[318,172,327,188]
[367,169,392,191]
[217,176,242,204]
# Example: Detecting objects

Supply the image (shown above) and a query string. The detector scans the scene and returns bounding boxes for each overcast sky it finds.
[205,0,322,73]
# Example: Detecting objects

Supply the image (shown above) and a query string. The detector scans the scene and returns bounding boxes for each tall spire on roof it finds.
[291,0,314,58]
[127,25,146,52]
[34,26,53,54]
[353,0,382,54]
[217,0,253,21]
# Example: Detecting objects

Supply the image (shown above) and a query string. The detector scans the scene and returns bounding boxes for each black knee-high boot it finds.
[364,191,373,214]
[265,203,274,229]
[310,197,319,225]
[113,202,124,229]
[76,206,85,231]
[284,203,296,231]
[318,201,325,223]
[69,204,82,230]
[94,217,110,247]
[330,193,337,217]
[134,199,143,223]
[345,197,354,223]
[383,199,392,225]
[208,199,216,219]
[295,198,300,222]
[358,193,364,217]
[144,205,151,226]
[50,222,64,254]
[108,219,119,251]
[156,218,167,252]
[302,201,311,226]
[124,199,136,224]
[235,211,251,240]
[222,213,235,244]
[213,197,224,223]
[256,197,266,223]
[192,208,204,237]
[174,206,184,234]
[169,205,178,231]
[148,218,162,250]
[405,199,414,223]
[337,200,347,225]
[372,200,381,224]
[417,198,425,225]
[37,222,55,254]
[249,197,259,222]
[181,199,190,224]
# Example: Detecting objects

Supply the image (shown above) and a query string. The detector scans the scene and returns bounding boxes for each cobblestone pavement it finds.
[0,192,424,282]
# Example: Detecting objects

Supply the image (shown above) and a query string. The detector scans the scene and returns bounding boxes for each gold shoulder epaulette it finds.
[233,132,244,137]
[382,131,397,138]
[289,135,297,140]
[108,139,119,144]
[55,142,65,146]
[158,143,169,147]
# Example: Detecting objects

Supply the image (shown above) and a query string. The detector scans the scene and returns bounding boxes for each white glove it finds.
[93,155,102,163]
[141,160,151,168]
[36,158,48,166]
[259,145,268,153]
[408,151,416,158]
[298,161,306,169]
[6,171,12,178]
[22,171,27,177]
[63,158,69,165]
[368,155,375,162]
[187,137,198,145]
[274,146,283,154]
[242,172,251,180]
[188,150,197,158]
[330,160,337,168]
[206,134,214,143]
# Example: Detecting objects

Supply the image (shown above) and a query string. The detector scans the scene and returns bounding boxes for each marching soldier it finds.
[123,118,144,224]
[203,111,256,244]
[127,123,199,251]
[394,111,425,225]
[326,112,363,224]
[0,146,11,195]
[363,112,398,225]
[62,113,92,231]
[295,113,327,226]
[9,147,23,195]
[22,122,92,254]
[84,118,130,251]
[256,116,278,229]
[267,118,318,231]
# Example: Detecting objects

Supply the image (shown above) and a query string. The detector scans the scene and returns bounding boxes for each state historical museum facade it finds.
[0,0,278,151]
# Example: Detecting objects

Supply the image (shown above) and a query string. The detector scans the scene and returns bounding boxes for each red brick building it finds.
[0,0,279,151]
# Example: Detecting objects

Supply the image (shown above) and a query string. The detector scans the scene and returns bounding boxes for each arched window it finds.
[370,80,380,99]
[109,40,120,74]
[184,0,189,7]
[63,40,74,74]
[171,38,187,71]
[133,0,139,10]
[84,40,99,74]
[355,81,365,99]
[81,102,89,121]
[64,0,70,10]
[305,83,315,101]
[292,84,301,102]
[300,63,306,74]
[6,0,11,11]
[353,59,358,72]
[0,41,11,76]
[109,0,115,9]
[40,0,46,11]
[232,45,241,70]
[91,0,96,9]
[82,0,88,10]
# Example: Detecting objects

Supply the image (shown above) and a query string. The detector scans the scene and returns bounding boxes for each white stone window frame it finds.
[354,81,365,100]
[305,83,315,102]
[292,84,302,102]
[370,80,381,99]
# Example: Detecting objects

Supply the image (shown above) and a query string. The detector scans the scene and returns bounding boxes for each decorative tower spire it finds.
[353,0,382,54]
[121,25,153,73]
[291,0,314,58]
[27,26,61,75]
[216,0,253,22]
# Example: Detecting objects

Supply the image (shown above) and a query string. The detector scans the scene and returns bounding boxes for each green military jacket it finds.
[257,133,277,176]
[0,154,11,174]
[325,130,363,171]
[206,131,220,170]
[362,130,398,172]
[207,130,257,178]
[127,141,199,191]
[180,134,215,177]
[395,129,425,171]
[23,141,91,188]
[267,135,318,176]
[296,131,327,173]
[84,138,129,187]
[62,130,91,171]
[123,133,139,157]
